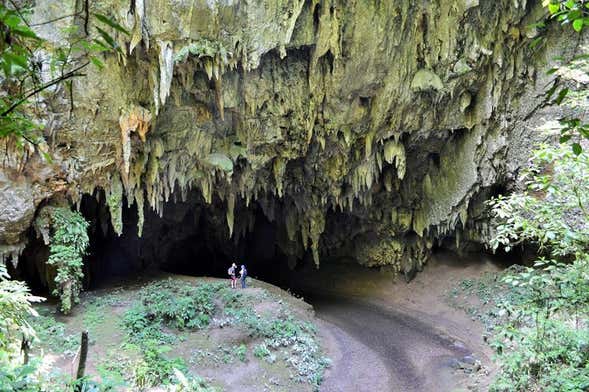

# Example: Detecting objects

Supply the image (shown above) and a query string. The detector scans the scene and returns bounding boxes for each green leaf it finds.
[3,14,21,28]
[548,3,560,14]
[92,39,110,51]
[546,67,559,75]
[89,56,104,70]
[95,27,118,49]
[11,25,40,40]
[529,36,545,50]
[41,151,53,163]
[559,134,572,143]
[3,51,27,69]
[93,13,130,36]
[573,18,584,32]
[555,88,569,104]
[572,143,582,155]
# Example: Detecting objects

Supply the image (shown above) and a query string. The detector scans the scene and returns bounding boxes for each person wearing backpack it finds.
[228,263,237,289]
[239,265,247,289]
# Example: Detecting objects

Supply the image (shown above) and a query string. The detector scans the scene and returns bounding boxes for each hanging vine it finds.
[36,207,89,314]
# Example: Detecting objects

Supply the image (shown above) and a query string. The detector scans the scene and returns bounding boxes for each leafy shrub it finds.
[30,314,79,356]
[224,307,329,388]
[488,143,589,391]
[253,343,271,359]
[120,281,222,389]
[234,344,247,362]
[0,263,43,357]
[169,368,218,392]
[36,207,89,314]
[0,357,43,392]
[138,280,216,330]
[132,342,186,389]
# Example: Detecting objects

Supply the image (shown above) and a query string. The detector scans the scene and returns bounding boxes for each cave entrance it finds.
[77,190,301,290]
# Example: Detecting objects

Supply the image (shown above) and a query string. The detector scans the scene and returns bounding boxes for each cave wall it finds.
[0,0,578,274]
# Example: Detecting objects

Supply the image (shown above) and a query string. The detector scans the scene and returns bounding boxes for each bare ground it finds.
[294,250,505,392]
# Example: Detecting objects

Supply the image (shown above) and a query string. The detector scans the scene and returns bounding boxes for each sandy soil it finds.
[293,250,505,392]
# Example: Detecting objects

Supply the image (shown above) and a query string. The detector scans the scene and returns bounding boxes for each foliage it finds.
[488,143,589,257]
[29,313,78,356]
[490,258,589,392]
[43,207,90,314]
[0,3,128,148]
[545,0,589,32]
[535,1,589,153]
[0,357,44,392]
[224,307,329,389]
[168,368,218,392]
[233,344,247,362]
[0,263,44,360]
[120,281,222,389]
[123,280,217,341]
[487,142,589,391]
[131,341,187,389]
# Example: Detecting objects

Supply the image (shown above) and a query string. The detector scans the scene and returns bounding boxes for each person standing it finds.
[239,265,247,289]
[228,263,237,289]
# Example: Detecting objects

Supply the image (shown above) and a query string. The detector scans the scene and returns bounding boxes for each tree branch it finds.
[0,61,89,117]
[30,13,82,27]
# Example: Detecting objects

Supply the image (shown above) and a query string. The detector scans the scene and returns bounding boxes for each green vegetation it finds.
[0,3,128,149]
[223,304,330,388]
[116,279,329,390]
[454,143,589,391]
[38,207,89,314]
[6,278,327,391]
[467,8,589,388]
[0,263,44,391]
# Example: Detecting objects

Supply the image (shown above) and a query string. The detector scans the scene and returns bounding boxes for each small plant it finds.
[0,263,43,358]
[234,344,247,362]
[136,280,216,330]
[253,343,271,360]
[170,368,218,392]
[36,207,90,314]
[132,342,187,389]
[29,314,79,356]
[224,306,329,388]
[485,142,589,391]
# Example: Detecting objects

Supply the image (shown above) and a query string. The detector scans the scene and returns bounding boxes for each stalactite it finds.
[226,193,235,237]
[135,187,145,237]
[158,40,174,106]
[106,174,124,236]
[383,140,406,180]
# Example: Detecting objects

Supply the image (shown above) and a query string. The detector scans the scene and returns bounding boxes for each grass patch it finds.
[29,312,79,356]
[225,307,330,389]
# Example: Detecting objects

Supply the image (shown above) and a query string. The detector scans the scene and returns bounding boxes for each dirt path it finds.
[313,293,471,392]
[295,251,504,392]
[317,317,391,392]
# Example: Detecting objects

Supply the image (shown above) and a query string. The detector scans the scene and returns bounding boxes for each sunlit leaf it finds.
[93,13,130,36]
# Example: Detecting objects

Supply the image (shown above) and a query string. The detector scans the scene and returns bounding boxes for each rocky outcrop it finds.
[0,1,573,274]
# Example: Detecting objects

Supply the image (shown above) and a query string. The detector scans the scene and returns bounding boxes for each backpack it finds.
[228,267,234,275]
[241,267,247,277]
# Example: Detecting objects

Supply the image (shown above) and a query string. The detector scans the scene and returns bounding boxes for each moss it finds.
[410,69,444,92]
[107,175,124,236]
[12,0,552,277]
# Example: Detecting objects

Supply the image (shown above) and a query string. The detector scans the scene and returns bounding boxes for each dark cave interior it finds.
[10,186,523,299]
[11,190,308,295]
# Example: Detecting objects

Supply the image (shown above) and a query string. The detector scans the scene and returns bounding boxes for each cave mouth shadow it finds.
[74,191,303,291]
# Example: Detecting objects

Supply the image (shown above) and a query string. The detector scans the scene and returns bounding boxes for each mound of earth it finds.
[29,275,329,391]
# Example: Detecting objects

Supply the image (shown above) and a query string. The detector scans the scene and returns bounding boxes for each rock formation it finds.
[0,0,571,279]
